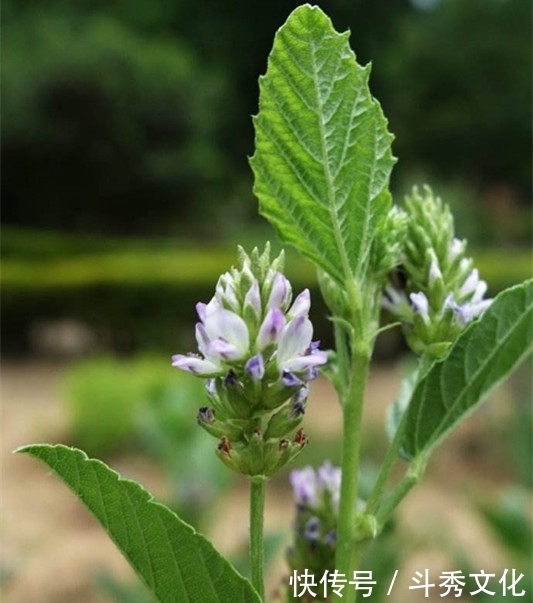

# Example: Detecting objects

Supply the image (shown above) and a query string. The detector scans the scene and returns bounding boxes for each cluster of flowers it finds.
[285,462,342,592]
[172,245,327,476]
[382,187,492,357]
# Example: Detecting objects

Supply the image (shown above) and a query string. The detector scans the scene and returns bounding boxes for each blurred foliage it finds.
[2,5,241,237]
[64,355,184,456]
[476,489,532,561]
[385,0,532,192]
[65,355,147,455]
[97,570,157,603]
[64,355,233,525]
[136,364,233,523]
[2,0,531,243]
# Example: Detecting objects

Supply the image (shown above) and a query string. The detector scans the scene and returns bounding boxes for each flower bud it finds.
[266,272,292,312]
[383,186,492,358]
[216,437,243,473]
[196,407,244,441]
[242,279,262,328]
[265,388,307,438]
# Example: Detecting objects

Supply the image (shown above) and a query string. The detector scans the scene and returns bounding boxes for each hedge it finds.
[2,228,530,355]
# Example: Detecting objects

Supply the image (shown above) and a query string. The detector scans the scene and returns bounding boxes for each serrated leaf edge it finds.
[16,443,260,603]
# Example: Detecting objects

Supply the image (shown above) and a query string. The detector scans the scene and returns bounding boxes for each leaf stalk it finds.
[375,453,427,528]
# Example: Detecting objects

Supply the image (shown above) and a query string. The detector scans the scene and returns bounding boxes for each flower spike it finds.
[171,245,327,477]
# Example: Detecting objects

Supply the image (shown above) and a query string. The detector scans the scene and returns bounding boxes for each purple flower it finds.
[304,517,321,541]
[324,530,337,546]
[245,353,265,381]
[290,466,318,507]
[256,308,285,350]
[317,461,341,509]
[173,308,250,376]
[446,293,492,325]
[172,247,327,411]
[203,309,250,360]
[196,297,220,323]
[290,461,341,512]
[282,371,302,387]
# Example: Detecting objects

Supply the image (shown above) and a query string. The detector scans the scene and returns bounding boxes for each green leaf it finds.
[250,4,395,285]
[402,280,533,458]
[17,444,261,603]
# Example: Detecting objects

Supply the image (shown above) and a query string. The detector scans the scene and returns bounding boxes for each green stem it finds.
[375,453,427,527]
[364,409,409,516]
[250,476,266,601]
[365,356,433,517]
[335,348,370,603]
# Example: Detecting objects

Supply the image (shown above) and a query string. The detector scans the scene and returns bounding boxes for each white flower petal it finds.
[197,297,220,322]
[195,323,211,356]
[204,308,249,358]
[410,292,430,324]
[429,259,442,285]
[449,238,465,260]
[243,280,261,316]
[282,350,327,373]
[287,289,310,318]
[460,269,480,298]
[471,280,488,304]
[470,298,493,317]
[317,461,341,496]
[277,316,313,365]
[256,308,285,350]
[290,466,318,507]
[267,272,292,310]
[171,354,222,376]
[207,339,243,360]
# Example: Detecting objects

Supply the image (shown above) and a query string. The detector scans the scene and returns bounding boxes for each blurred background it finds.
[2,0,532,602]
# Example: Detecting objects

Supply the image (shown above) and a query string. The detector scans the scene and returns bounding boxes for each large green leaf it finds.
[17,444,261,603]
[402,280,533,458]
[250,4,395,285]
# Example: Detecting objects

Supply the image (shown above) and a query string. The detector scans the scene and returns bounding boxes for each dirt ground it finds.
[1,360,527,603]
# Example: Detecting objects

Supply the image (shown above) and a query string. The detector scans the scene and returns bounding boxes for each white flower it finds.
[382,285,411,318]
[172,308,250,376]
[277,316,327,375]
[172,248,327,390]
[410,292,430,324]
